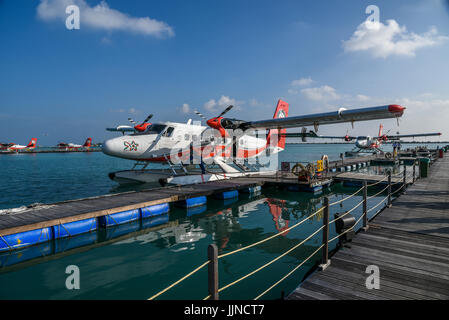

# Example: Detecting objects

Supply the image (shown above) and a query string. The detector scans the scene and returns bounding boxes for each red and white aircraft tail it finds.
[83,138,92,148]
[267,100,289,150]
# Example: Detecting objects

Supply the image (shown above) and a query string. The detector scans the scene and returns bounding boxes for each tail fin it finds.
[27,138,37,148]
[378,124,383,137]
[267,100,289,150]
[83,138,92,147]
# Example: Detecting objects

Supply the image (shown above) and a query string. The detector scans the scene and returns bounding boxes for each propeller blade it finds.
[143,114,153,123]
[194,110,208,120]
[218,105,233,118]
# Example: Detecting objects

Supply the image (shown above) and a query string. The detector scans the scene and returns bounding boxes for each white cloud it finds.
[342,19,448,58]
[356,94,370,102]
[301,85,340,101]
[37,0,174,38]
[180,103,190,114]
[203,95,241,112]
[291,77,314,87]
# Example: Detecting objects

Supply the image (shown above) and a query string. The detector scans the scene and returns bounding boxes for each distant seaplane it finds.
[286,124,441,153]
[0,138,37,152]
[57,138,92,150]
[102,100,406,185]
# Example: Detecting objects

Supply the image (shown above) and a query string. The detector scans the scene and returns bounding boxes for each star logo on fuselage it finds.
[124,140,139,151]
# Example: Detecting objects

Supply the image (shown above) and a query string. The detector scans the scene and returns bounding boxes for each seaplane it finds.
[287,124,442,154]
[57,138,92,150]
[102,100,406,185]
[0,138,37,152]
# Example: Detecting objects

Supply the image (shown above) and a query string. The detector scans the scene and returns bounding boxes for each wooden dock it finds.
[0,179,263,237]
[288,155,449,300]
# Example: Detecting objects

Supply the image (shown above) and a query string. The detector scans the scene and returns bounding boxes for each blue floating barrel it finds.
[142,214,169,229]
[55,231,97,253]
[346,166,352,171]
[352,164,357,170]
[214,190,239,199]
[176,196,207,208]
[186,205,207,216]
[98,209,140,228]
[141,203,170,218]
[0,241,53,267]
[338,167,345,172]
[331,168,337,173]
[53,218,97,238]
[0,227,52,252]
[240,186,262,194]
[104,220,140,240]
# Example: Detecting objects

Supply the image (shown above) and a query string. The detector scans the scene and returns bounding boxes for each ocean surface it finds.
[0,143,441,299]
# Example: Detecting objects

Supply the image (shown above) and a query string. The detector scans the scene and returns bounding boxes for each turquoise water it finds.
[0,143,441,299]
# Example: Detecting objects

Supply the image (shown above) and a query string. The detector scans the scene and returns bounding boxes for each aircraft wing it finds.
[106,125,136,133]
[379,132,442,140]
[282,132,357,140]
[242,105,405,130]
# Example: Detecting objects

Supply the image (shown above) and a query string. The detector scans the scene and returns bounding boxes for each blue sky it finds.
[1,0,449,145]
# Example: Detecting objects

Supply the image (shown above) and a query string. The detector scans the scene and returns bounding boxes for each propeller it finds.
[194,111,208,121]
[194,105,236,137]
[128,114,153,125]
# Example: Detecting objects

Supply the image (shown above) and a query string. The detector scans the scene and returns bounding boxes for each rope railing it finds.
[366,175,388,187]
[253,244,325,300]
[329,186,364,207]
[148,260,210,300]
[212,223,327,297]
[149,161,420,300]
[217,207,324,259]
[367,184,389,200]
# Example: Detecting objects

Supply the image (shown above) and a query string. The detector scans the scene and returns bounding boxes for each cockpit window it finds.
[164,127,175,137]
[132,124,167,136]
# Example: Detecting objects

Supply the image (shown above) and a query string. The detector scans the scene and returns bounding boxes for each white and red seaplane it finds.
[102,100,405,185]
[290,124,441,153]
[0,138,37,152]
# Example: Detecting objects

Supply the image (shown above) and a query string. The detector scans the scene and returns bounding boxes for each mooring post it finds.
[403,164,407,194]
[319,197,330,270]
[362,180,368,231]
[413,160,416,183]
[208,244,219,300]
[387,171,392,207]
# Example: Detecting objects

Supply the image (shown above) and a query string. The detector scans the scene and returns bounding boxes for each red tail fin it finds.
[378,124,383,137]
[83,138,92,147]
[27,138,37,148]
[267,100,289,149]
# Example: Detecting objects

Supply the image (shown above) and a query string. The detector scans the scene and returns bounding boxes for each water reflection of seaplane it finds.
[102,100,405,185]
[287,124,441,154]
[0,138,37,152]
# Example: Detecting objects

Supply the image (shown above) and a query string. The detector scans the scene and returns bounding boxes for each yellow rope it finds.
[328,186,363,207]
[367,184,389,200]
[148,260,210,300]
[217,224,326,293]
[367,195,389,213]
[253,244,325,300]
[366,175,388,187]
[328,198,364,225]
[218,207,324,259]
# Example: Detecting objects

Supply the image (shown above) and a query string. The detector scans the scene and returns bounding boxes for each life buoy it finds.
[321,154,329,171]
[292,163,307,177]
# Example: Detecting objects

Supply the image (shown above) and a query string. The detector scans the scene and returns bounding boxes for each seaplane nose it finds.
[102,139,118,156]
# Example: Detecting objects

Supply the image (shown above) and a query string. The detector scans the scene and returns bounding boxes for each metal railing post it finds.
[319,197,330,270]
[403,164,407,194]
[413,160,416,183]
[362,180,368,231]
[387,171,392,207]
[208,244,219,300]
